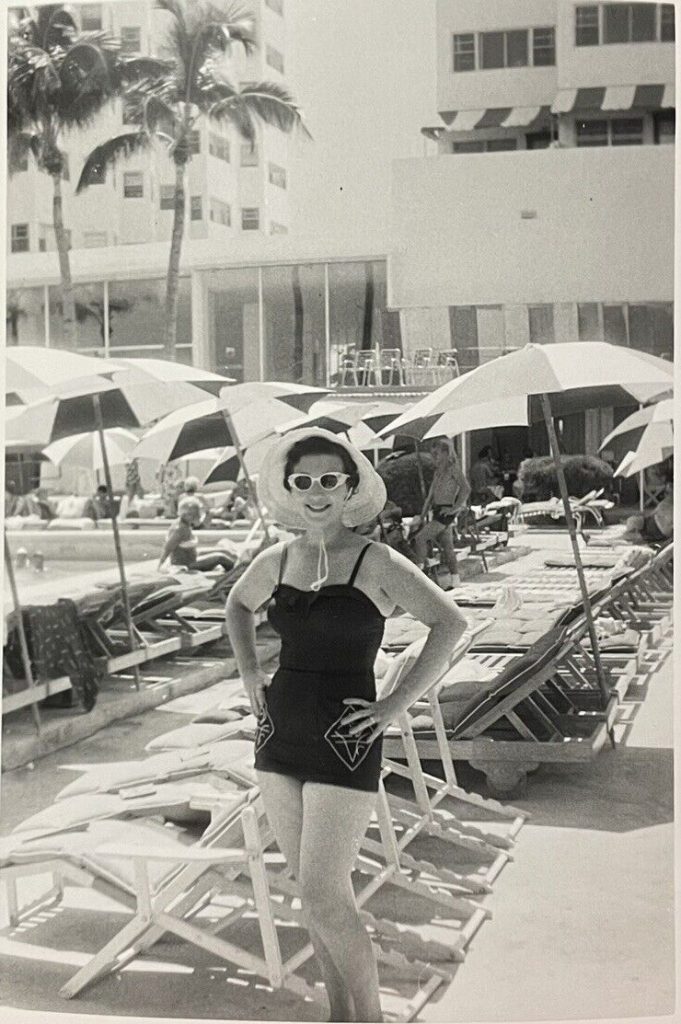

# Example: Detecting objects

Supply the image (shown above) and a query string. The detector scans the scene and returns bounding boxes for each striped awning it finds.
[551,83,675,114]
[439,105,551,130]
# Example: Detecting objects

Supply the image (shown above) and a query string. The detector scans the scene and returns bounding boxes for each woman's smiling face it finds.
[288,452,350,527]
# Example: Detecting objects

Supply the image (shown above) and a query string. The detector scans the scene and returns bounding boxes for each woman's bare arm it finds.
[224,542,286,713]
[345,544,468,736]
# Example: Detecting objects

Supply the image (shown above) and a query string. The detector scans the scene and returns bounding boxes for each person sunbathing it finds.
[622,483,673,545]
[158,497,235,573]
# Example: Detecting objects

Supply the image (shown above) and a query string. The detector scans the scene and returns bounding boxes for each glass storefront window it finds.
[262,264,326,385]
[6,287,46,346]
[107,277,191,352]
[328,261,387,385]
[207,267,259,382]
[48,282,106,350]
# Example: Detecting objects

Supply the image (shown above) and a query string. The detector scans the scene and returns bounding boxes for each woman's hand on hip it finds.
[242,668,272,717]
[342,693,406,743]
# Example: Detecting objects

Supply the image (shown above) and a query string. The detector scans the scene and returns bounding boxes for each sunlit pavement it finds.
[0,531,674,1021]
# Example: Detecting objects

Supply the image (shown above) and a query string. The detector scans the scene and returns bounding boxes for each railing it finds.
[333,347,460,388]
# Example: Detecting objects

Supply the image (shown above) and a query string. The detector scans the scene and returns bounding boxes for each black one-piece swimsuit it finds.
[254,542,386,793]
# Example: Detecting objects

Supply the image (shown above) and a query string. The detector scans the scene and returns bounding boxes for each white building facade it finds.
[391,0,675,455]
[7,0,292,266]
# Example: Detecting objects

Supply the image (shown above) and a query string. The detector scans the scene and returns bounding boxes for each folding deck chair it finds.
[384,627,619,797]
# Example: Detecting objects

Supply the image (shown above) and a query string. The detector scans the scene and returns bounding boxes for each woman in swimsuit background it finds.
[226,429,467,1022]
[412,438,470,585]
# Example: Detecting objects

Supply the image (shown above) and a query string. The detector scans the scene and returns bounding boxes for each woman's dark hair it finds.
[283,436,360,492]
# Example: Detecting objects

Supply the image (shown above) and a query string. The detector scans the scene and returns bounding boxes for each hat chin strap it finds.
[310,534,329,592]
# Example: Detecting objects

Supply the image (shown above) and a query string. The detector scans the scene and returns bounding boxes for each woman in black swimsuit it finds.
[226,428,467,1022]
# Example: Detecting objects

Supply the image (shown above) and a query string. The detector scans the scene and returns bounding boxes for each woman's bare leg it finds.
[440,525,460,575]
[413,521,441,569]
[256,771,353,1021]
[299,783,383,1022]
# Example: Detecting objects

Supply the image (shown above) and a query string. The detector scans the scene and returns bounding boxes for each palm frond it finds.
[76,131,149,193]
[209,79,311,139]
[7,130,42,175]
[35,5,76,50]
[117,56,175,84]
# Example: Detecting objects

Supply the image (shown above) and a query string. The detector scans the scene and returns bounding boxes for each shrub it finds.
[518,454,614,501]
[377,451,434,516]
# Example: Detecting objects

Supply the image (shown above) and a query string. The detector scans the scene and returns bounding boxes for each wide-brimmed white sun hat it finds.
[258,427,387,530]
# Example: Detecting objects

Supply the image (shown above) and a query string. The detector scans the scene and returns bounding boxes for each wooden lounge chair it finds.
[384,627,618,797]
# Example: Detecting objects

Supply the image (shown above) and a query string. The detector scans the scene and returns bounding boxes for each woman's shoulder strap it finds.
[348,542,373,586]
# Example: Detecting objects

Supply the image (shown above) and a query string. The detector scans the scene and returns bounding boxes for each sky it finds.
[286,0,437,251]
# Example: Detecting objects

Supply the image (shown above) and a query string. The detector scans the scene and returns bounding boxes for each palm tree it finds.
[76,0,309,361]
[7,5,168,348]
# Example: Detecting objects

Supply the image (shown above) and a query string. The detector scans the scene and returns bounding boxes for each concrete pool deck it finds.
[0,532,675,1022]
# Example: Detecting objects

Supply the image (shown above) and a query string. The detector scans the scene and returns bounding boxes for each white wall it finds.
[556,2,675,88]
[390,145,674,308]
[436,0,558,113]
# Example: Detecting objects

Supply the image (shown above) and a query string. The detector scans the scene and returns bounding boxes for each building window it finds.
[160,184,175,210]
[265,0,284,13]
[603,304,628,345]
[241,143,259,166]
[576,118,643,146]
[186,129,200,155]
[453,33,475,71]
[526,130,552,149]
[576,5,600,44]
[268,162,287,188]
[452,140,484,153]
[577,303,602,341]
[576,3,673,44]
[14,150,29,172]
[270,222,288,234]
[79,3,102,30]
[190,195,203,220]
[266,45,284,72]
[481,29,527,68]
[83,231,108,248]
[453,138,517,153]
[654,110,675,144]
[209,197,231,225]
[11,224,29,253]
[208,132,230,161]
[455,26,555,70]
[661,3,675,39]
[611,117,644,145]
[532,27,555,65]
[241,207,260,230]
[604,2,655,42]
[120,26,141,54]
[123,171,144,197]
[528,305,555,343]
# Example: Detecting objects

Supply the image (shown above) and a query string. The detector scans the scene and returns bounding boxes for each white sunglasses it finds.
[287,472,351,492]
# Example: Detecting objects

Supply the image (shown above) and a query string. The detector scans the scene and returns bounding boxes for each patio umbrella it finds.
[113,357,235,395]
[379,342,674,708]
[5,366,210,689]
[133,382,329,537]
[599,398,674,452]
[600,398,674,510]
[4,346,113,395]
[614,423,674,478]
[43,428,139,473]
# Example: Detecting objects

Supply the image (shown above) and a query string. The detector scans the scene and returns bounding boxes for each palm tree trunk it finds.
[361,261,374,350]
[52,173,77,348]
[292,264,304,381]
[164,158,187,361]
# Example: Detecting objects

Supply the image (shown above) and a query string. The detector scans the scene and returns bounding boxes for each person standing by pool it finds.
[225,427,468,1022]
[412,438,470,586]
[158,497,235,572]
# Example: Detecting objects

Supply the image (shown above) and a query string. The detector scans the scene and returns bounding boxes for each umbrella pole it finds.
[4,532,41,734]
[540,395,612,721]
[93,396,141,691]
[638,405,645,512]
[414,439,427,502]
[221,411,272,543]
